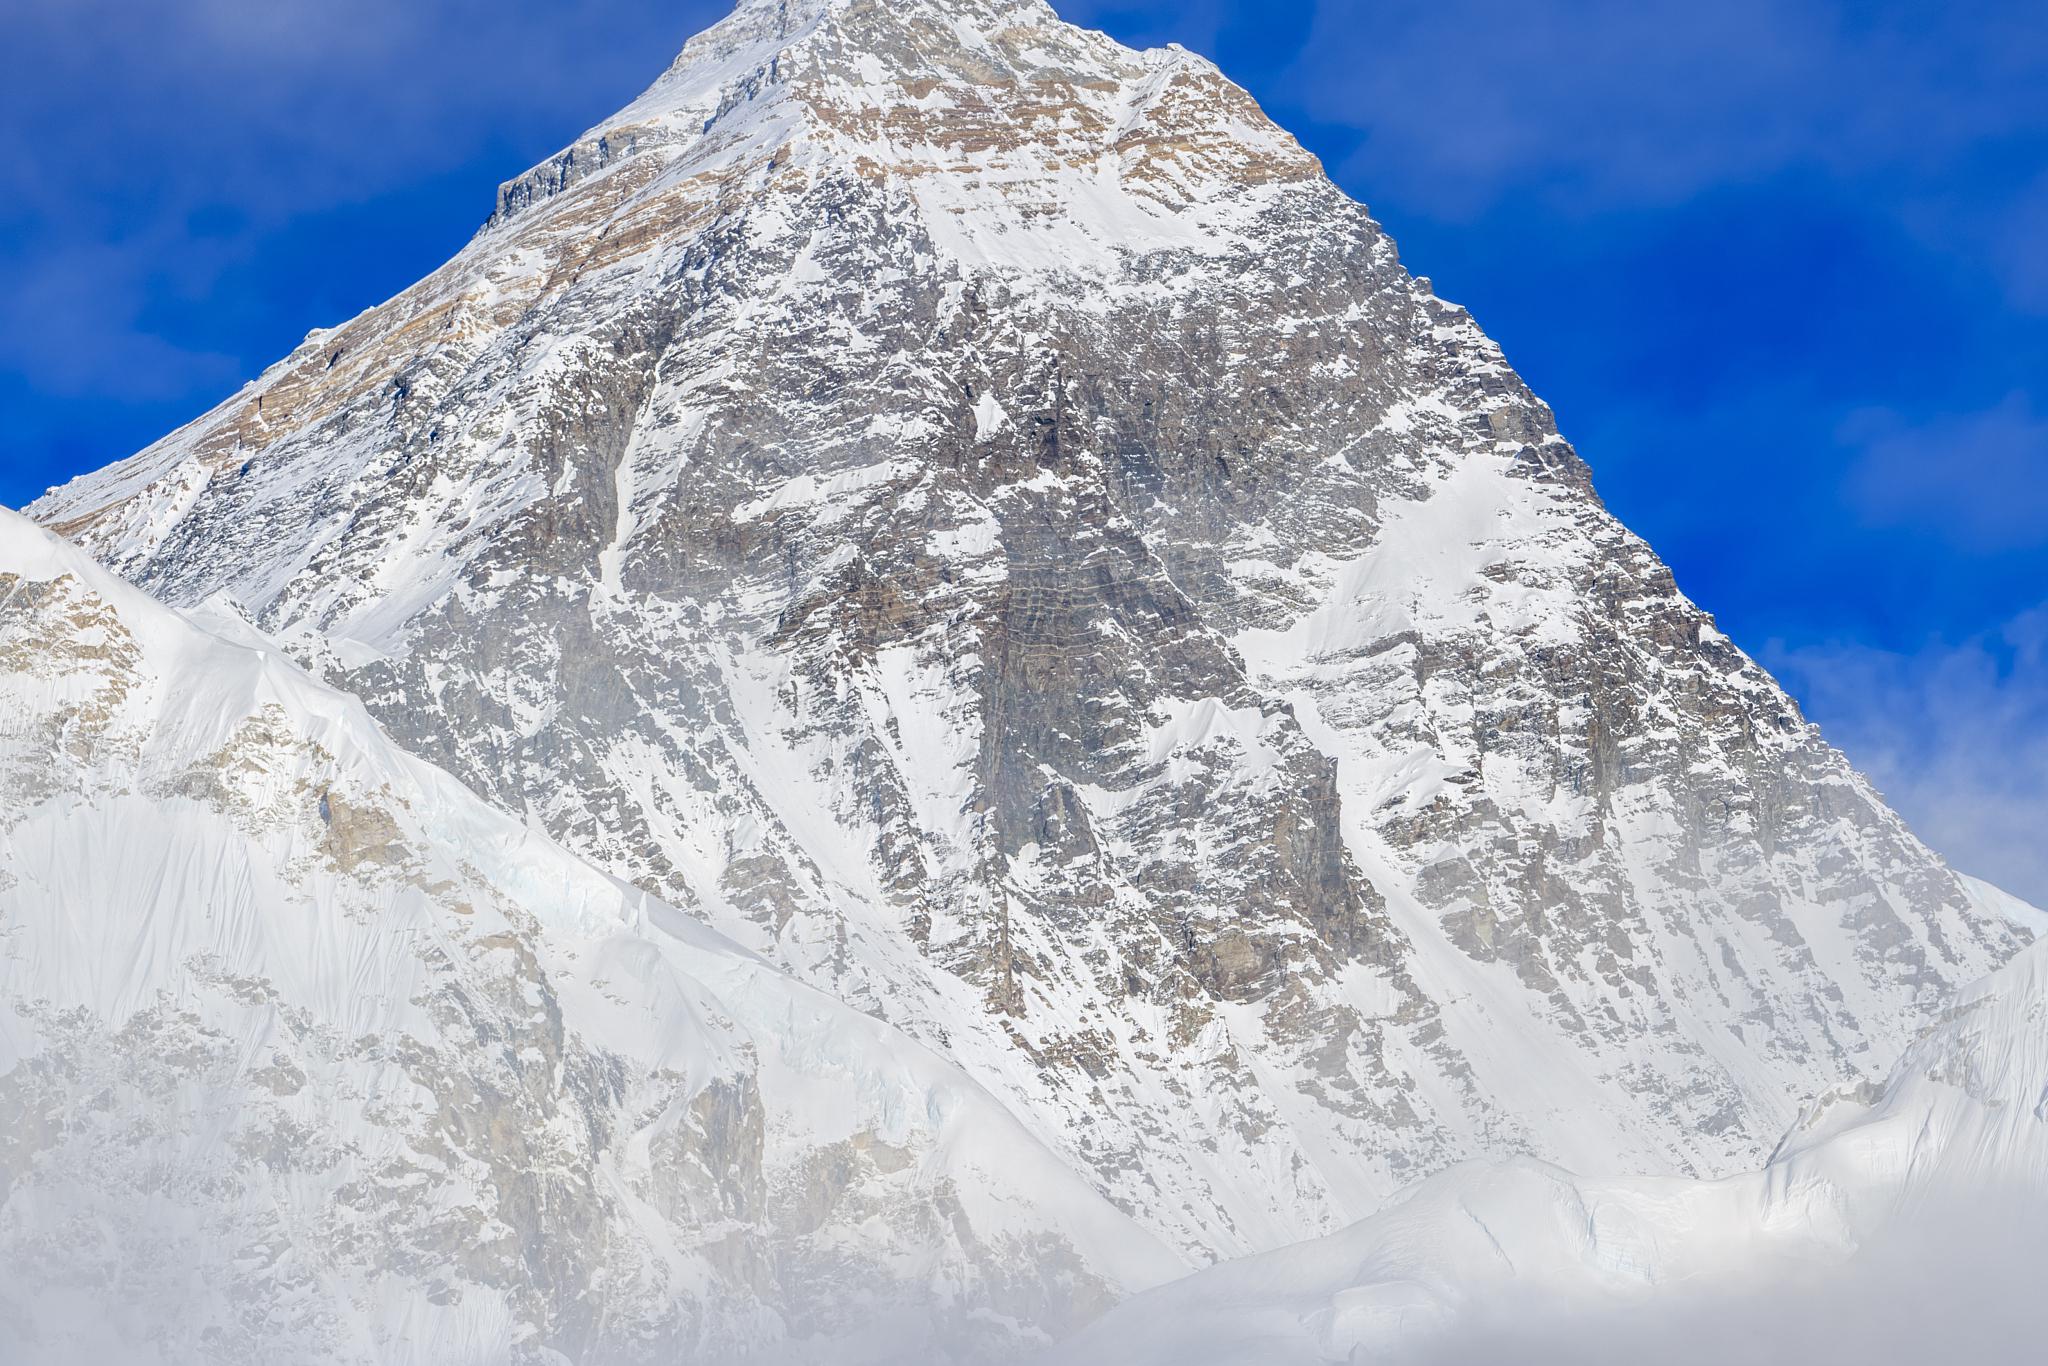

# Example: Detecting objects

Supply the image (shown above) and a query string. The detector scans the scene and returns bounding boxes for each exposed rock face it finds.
[0,509,1177,1365]
[29,0,2027,1263]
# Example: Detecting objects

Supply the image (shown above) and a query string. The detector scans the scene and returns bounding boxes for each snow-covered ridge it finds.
[1772,919,2048,1205]
[0,507,1178,1364]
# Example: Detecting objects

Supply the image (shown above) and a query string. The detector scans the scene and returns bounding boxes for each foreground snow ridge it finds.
[0,506,1177,1364]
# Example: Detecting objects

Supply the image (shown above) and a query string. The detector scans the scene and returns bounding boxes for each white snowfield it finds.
[0,507,1180,1365]
[1047,932,2048,1365]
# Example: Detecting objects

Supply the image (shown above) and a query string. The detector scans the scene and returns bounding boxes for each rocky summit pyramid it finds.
[28,0,2031,1278]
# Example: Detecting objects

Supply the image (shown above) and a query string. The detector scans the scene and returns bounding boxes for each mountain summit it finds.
[29,0,2029,1276]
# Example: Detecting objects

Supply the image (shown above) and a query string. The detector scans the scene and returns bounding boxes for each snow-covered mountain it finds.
[1048,930,2048,1365]
[25,0,2030,1269]
[0,506,1179,1365]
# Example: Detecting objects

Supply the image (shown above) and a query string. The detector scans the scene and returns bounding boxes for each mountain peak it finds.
[666,0,1080,80]
[484,0,1309,245]
[27,0,2028,1293]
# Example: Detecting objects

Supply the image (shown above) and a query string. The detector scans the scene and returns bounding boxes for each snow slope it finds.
[1047,932,2048,1365]
[0,506,1179,1365]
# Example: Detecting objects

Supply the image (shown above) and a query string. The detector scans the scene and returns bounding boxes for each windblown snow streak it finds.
[19,0,2035,1326]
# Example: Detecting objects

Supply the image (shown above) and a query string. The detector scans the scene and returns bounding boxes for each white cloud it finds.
[1394,1192,2048,1366]
[1272,0,2048,219]
[1841,392,2048,551]
[1767,605,2048,909]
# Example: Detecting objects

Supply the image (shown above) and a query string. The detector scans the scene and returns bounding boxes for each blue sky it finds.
[3,0,2044,901]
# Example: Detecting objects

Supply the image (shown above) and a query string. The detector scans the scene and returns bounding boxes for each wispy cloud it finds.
[1269,0,2048,220]
[1841,393,2048,552]
[1989,170,2048,314]
[1768,606,2048,908]
[1394,1193,2048,1366]
[0,240,240,401]
[1099,0,2046,339]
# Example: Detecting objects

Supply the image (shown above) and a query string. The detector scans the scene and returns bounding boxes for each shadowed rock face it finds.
[31,0,2029,1262]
